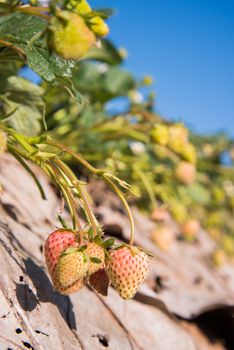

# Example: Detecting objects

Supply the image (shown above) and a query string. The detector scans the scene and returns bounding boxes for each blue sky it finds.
[90,0,234,136]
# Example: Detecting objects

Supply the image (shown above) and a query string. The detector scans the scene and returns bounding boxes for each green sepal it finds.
[93,234,102,244]
[60,246,79,256]
[102,238,115,249]
[90,257,102,264]
[58,215,70,229]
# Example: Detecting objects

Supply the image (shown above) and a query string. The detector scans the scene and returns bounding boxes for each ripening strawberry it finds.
[54,278,84,295]
[150,208,170,222]
[151,226,174,251]
[89,268,109,296]
[175,161,196,185]
[86,242,105,274]
[181,219,200,240]
[168,124,188,144]
[54,247,88,287]
[108,246,149,299]
[48,11,96,60]
[44,229,78,278]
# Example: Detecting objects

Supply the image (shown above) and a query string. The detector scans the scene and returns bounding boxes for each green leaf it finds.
[73,62,135,103]
[0,76,44,135]
[83,39,123,65]
[8,146,47,200]
[22,45,76,83]
[0,12,46,42]
[58,215,70,229]
[179,183,211,205]
[89,8,114,19]
[77,245,88,252]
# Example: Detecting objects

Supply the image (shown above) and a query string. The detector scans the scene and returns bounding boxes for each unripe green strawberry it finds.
[153,145,168,159]
[212,187,225,204]
[88,16,109,37]
[222,236,234,256]
[181,143,197,164]
[48,11,96,60]
[205,211,222,228]
[89,268,109,296]
[175,161,196,185]
[44,229,78,278]
[142,75,153,86]
[0,130,7,155]
[75,0,91,15]
[151,124,169,145]
[86,242,105,274]
[170,202,187,224]
[212,249,226,267]
[168,138,185,155]
[108,246,149,299]
[55,247,88,287]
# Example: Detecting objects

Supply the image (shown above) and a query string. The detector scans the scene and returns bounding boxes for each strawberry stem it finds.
[103,175,135,246]
[54,159,98,238]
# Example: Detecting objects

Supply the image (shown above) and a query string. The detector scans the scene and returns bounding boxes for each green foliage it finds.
[0,75,44,135]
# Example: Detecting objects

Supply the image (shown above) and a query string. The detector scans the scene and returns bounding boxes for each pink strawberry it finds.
[54,247,88,287]
[108,246,149,299]
[86,242,105,274]
[44,229,78,277]
[89,269,109,296]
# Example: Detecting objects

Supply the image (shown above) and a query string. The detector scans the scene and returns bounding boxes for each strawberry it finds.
[108,246,149,299]
[44,229,78,278]
[181,143,197,164]
[86,242,105,274]
[48,11,96,60]
[151,124,169,146]
[151,226,174,251]
[54,247,88,287]
[54,278,84,295]
[88,16,109,37]
[175,161,196,185]
[150,208,170,222]
[89,269,109,296]
[181,219,200,240]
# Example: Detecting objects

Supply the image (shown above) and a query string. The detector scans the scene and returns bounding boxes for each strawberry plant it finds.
[0,0,150,298]
[0,0,233,301]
